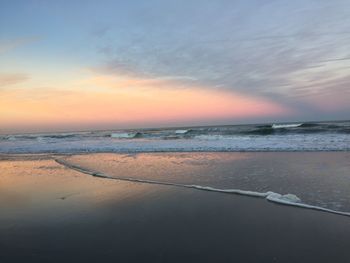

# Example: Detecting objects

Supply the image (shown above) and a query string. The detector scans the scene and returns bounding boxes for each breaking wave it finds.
[111,132,142,139]
[175,129,191,134]
[272,123,303,129]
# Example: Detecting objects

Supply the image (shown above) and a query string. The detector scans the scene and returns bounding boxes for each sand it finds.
[1,153,350,262]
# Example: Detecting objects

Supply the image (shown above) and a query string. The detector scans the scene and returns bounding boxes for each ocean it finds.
[1,121,350,228]
[1,120,349,153]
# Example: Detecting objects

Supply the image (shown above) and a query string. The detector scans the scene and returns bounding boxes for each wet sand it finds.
[1,153,350,262]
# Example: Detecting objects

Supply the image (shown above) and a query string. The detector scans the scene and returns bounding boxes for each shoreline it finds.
[55,156,350,217]
[2,152,350,215]
[1,149,350,161]
[1,152,350,262]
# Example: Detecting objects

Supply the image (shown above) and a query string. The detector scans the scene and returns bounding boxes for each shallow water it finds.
[62,152,350,214]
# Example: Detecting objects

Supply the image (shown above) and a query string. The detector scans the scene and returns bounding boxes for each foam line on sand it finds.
[54,158,350,217]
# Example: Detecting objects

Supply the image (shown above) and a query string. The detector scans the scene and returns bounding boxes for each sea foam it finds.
[55,158,350,217]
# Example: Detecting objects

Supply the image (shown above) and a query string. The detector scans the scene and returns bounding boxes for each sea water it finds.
[1,121,349,153]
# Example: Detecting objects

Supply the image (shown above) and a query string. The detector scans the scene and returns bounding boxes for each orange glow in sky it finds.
[2,1,350,133]
[0,74,291,133]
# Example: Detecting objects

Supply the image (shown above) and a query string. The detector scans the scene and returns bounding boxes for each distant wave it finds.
[55,158,350,217]
[272,123,303,129]
[245,127,276,135]
[1,133,79,141]
[175,129,191,134]
[300,123,320,128]
[42,134,77,139]
[110,132,142,139]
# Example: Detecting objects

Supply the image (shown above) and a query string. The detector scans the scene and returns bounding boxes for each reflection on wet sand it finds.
[1,153,350,262]
[0,158,154,223]
[65,152,250,185]
[64,152,350,212]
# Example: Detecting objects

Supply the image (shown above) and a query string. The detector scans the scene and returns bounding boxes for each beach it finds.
[3,0,350,261]
[1,152,350,262]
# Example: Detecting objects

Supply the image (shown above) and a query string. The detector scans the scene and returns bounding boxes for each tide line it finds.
[55,158,350,217]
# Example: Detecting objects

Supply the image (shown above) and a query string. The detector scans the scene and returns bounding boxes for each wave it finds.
[272,123,303,129]
[3,136,17,141]
[6,135,40,141]
[175,129,191,134]
[161,136,182,140]
[245,127,276,135]
[110,132,142,139]
[300,123,320,128]
[1,133,85,141]
[42,134,77,139]
[55,158,350,217]
[340,128,350,134]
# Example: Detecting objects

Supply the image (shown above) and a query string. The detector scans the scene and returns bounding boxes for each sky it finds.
[1,0,350,133]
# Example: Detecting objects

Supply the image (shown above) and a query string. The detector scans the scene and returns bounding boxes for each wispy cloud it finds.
[89,0,350,118]
[0,73,29,87]
[2,0,350,128]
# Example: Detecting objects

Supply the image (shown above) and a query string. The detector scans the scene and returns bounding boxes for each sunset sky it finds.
[1,0,350,133]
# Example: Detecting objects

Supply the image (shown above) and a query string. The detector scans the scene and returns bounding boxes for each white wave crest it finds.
[272,123,303,129]
[110,132,141,139]
[175,129,191,134]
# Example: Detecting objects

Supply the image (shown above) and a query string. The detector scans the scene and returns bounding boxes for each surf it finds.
[272,123,303,129]
[175,129,191,134]
[110,132,142,139]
